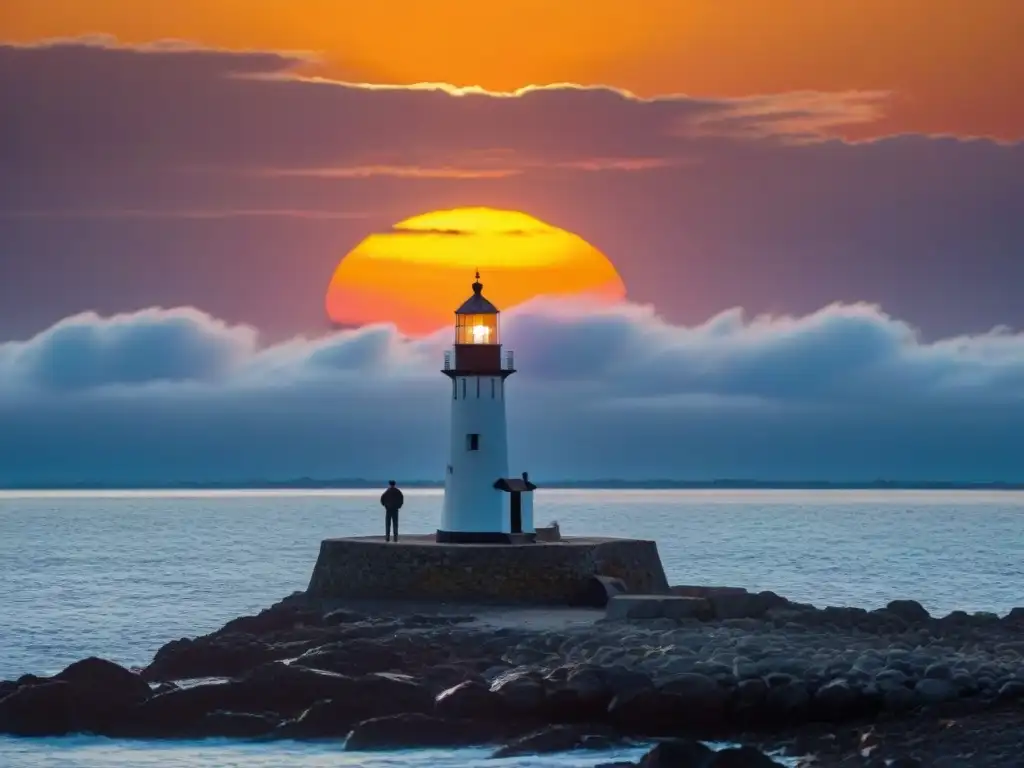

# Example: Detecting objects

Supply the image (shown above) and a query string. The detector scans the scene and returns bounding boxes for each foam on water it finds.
[0,738,652,767]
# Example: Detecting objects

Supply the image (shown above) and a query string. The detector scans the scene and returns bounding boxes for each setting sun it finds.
[325,207,626,335]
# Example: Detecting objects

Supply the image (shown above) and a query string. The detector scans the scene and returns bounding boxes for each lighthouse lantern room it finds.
[438,272,536,543]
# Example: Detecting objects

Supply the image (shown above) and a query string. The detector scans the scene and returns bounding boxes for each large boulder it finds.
[0,682,79,736]
[490,669,547,716]
[143,636,281,681]
[705,746,783,767]
[657,673,730,726]
[812,679,871,721]
[435,680,508,720]
[272,671,435,739]
[914,678,958,705]
[885,600,931,624]
[542,665,618,722]
[0,658,152,736]
[55,657,152,700]
[492,723,625,758]
[125,665,433,737]
[187,711,280,739]
[344,713,503,750]
[637,738,714,766]
[607,688,690,735]
[606,596,711,622]
[762,679,811,723]
[292,639,411,677]
[605,739,783,768]
[120,680,249,736]
[218,603,324,637]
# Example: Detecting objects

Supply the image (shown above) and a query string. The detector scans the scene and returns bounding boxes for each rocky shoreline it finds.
[3,586,1024,766]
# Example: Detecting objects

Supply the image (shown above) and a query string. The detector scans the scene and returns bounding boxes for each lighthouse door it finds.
[510,492,523,534]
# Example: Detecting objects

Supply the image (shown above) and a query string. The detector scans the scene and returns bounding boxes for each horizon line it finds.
[2,478,1024,492]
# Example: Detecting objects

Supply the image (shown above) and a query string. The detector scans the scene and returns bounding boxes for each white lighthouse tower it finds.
[437,272,536,543]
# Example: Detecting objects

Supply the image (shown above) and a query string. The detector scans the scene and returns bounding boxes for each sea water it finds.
[1,489,1023,766]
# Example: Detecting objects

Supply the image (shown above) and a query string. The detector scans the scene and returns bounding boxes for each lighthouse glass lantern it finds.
[455,311,498,345]
[437,271,536,544]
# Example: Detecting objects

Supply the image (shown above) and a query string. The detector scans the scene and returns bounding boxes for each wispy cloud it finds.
[0,208,371,220]
[257,165,522,180]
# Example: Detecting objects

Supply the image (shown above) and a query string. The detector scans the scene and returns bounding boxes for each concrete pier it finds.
[306,535,670,604]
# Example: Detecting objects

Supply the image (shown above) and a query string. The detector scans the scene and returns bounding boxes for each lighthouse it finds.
[437,272,536,543]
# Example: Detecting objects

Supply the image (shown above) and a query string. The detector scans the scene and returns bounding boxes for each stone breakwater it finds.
[3,587,1024,766]
[306,535,670,603]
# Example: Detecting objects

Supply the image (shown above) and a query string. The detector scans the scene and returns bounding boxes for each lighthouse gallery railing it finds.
[443,349,515,371]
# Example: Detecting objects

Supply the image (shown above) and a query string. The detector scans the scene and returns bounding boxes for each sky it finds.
[1,2,1022,484]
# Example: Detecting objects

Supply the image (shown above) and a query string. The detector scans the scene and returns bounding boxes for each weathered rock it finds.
[55,657,152,702]
[607,688,691,735]
[546,665,617,721]
[0,658,152,736]
[812,679,866,721]
[322,608,370,625]
[188,711,279,739]
[996,680,1024,701]
[491,669,546,715]
[604,666,655,699]
[731,678,768,720]
[122,681,249,736]
[882,685,918,712]
[144,636,281,681]
[1003,607,1024,625]
[885,600,931,624]
[657,673,730,724]
[218,603,323,636]
[914,678,958,705]
[0,681,79,736]
[708,745,784,767]
[763,681,810,722]
[606,595,711,622]
[344,713,503,750]
[435,680,508,720]
[126,665,433,737]
[291,639,410,676]
[625,739,780,767]
[274,699,356,739]
[636,738,714,767]
[491,723,624,758]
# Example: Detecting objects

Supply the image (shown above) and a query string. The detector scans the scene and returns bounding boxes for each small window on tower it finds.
[466,433,480,451]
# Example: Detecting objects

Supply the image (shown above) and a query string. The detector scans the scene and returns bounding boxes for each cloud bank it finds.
[2,302,1022,485]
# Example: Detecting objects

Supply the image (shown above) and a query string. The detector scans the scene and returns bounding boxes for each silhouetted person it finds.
[381,480,404,542]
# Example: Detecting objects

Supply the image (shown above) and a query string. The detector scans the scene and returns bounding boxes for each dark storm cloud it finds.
[1,38,1023,343]
[0,301,1022,484]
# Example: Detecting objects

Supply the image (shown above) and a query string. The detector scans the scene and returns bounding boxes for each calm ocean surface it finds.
[2,488,1023,766]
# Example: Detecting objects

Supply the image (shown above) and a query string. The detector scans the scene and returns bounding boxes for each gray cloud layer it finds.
[1,301,1021,485]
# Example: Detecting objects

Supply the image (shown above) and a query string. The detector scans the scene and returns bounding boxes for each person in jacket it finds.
[380,480,404,542]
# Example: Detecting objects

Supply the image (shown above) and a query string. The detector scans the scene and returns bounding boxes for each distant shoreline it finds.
[2,479,1023,491]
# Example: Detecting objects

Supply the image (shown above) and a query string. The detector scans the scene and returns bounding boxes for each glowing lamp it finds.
[471,325,491,343]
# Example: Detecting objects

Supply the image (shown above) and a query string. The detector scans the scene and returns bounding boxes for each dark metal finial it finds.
[472,269,483,295]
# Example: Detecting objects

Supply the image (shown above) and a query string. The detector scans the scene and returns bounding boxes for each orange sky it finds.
[3,0,1021,140]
